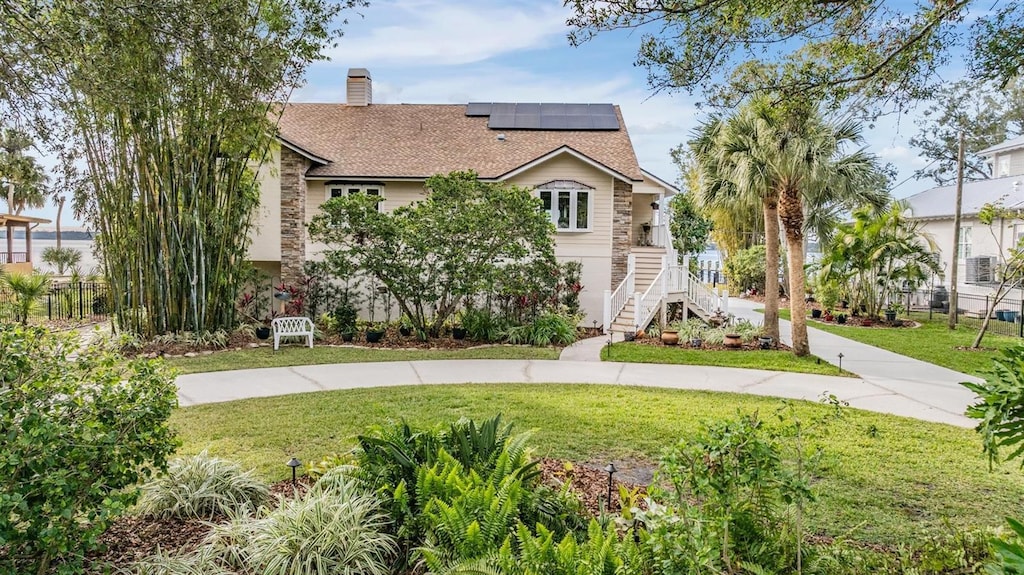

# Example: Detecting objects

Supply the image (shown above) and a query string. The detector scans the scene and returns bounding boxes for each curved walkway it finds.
[177,357,976,427]
[176,298,984,428]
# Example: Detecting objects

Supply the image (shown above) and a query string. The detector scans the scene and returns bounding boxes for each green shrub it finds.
[462,306,506,342]
[244,490,396,575]
[0,326,178,575]
[724,244,768,293]
[41,246,83,276]
[647,413,803,574]
[505,312,578,346]
[332,299,358,335]
[135,452,270,520]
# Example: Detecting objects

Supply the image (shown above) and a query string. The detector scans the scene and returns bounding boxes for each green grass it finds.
[601,342,853,376]
[166,345,561,374]
[172,384,1024,547]
[775,309,1018,377]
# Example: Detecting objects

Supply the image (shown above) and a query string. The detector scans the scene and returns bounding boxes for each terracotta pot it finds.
[724,333,742,349]
[661,330,679,345]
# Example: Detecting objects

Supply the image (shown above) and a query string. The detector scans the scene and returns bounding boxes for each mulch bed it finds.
[83,457,651,568]
[131,325,598,358]
[633,336,792,352]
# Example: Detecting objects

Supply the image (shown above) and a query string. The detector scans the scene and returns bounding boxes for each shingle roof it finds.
[904,176,1024,219]
[977,135,1024,157]
[275,103,643,181]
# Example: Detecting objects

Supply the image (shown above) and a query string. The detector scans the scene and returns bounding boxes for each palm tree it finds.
[753,100,885,355]
[1,272,50,325]
[691,112,783,343]
[693,98,886,356]
[0,128,48,215]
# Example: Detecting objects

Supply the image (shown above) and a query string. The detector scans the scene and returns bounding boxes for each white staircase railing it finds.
[634,258,668,332]
[603,254,636,332]
[685,266,719,317]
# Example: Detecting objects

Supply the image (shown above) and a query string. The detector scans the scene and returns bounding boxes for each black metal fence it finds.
[904,288,1024,338]
[696,268,729,287]
[45,281,111,322]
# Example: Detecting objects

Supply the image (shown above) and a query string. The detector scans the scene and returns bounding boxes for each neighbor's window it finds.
[958,226,972,260]
[998,155,1011,177]
[326,184,383,210]
[536,180,593,232]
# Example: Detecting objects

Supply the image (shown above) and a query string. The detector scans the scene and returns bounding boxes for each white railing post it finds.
[722,289,730,315]
[627,253,636,274]
[603,289,612,333]
[633,292,642,332]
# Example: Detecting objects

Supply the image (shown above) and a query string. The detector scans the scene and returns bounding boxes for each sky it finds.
[38,0,963,228]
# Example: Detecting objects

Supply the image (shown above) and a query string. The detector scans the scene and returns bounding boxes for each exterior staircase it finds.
[603,246,728,336]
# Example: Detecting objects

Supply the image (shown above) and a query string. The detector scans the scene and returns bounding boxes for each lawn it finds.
[166,345,561,374]
[172,384,1023,547]
[776,309,1019,377]
[601,341,853,376]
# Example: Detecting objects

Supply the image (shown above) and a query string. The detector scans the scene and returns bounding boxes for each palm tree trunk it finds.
[762,200,781,341]
[779,188,810,356]
[55,196,65,249]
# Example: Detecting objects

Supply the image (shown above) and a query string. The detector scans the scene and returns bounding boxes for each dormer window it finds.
[536,180,593,232]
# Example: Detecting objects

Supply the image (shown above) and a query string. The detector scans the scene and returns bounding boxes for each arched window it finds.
[535,180,593,232]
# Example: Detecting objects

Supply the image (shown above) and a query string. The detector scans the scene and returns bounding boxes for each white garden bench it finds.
[271,317,314,351]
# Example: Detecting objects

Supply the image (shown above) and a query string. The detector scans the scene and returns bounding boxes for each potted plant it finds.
[398,314,413,337]
[836,314,848,325]
[677,319,704,348]
[365,322,387,343]
[758,335,773,349]
[884,302,903,323]
[255,322,271,340]
[661,324,679,345]
[452,325,467,340]
[723,333,742,349]
[817,280,839,320]
[811,308,822,319]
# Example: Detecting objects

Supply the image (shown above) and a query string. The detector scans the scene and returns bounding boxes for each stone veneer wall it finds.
[611,179,633,288]
[279,148,310,286]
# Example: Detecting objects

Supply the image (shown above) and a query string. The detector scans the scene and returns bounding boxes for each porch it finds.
[1,213,51,274]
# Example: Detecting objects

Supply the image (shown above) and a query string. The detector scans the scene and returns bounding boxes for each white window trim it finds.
[325,183,385,211]
[958,226,972,261]
[536,181,594,233]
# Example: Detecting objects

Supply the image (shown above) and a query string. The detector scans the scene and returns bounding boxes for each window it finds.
[998,155,1011,177]
[958,226,972,260]
[1014,224,1024,248]
[536,180,593,232]
[326,183,383,210]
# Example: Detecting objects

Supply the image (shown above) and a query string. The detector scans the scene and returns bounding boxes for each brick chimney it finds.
[347,68,372,106]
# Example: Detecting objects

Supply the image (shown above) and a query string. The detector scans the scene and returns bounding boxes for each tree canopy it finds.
[567,0,1019,110]
[0,0,364,336]
[0,128,48,214]
[909,78,1024,186]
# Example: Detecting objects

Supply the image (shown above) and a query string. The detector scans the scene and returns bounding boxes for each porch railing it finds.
[650,222,671,248]
[0,252,28,264]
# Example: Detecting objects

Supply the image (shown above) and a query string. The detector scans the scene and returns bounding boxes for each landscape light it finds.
[604,462,617,509]
[286,457,302,487]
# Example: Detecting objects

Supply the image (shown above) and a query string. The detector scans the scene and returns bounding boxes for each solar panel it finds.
[466,102,492,116]
[468,102,619,130]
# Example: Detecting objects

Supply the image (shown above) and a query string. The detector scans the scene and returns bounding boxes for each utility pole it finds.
[948,131,965,330]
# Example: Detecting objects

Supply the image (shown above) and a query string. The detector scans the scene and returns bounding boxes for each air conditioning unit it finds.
[966,256,997,284]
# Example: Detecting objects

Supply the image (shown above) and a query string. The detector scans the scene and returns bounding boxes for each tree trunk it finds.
[973,282,1009,348]
[762,200,781,342]
[779,187,809,356]
[55,196,65,249]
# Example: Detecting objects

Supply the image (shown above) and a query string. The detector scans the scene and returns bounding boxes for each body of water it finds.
[4,238,101,275]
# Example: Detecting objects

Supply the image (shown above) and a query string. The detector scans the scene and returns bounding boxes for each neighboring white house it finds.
[905,135,1024,298]
[247,68,703,329]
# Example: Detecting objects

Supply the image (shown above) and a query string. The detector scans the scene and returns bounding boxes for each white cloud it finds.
[327,0,569,66]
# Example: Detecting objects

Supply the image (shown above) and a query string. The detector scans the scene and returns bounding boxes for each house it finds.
[249,68,715,332]
[905,135,1024,297]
